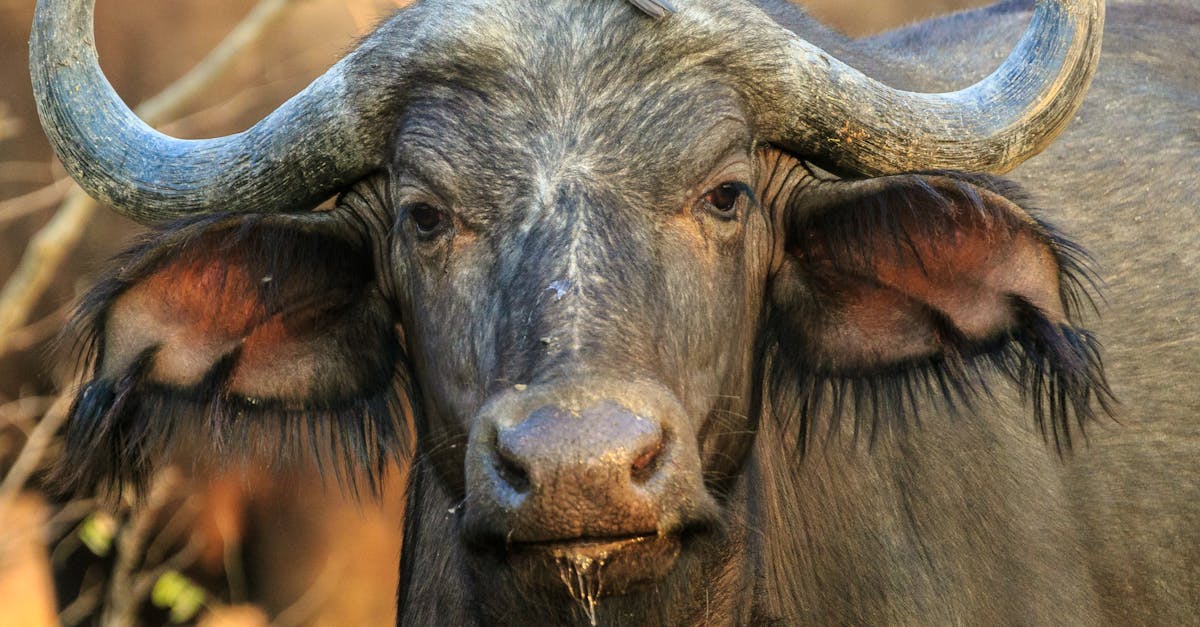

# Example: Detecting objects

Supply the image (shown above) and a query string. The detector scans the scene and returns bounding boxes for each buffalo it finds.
[30,0,1200,624]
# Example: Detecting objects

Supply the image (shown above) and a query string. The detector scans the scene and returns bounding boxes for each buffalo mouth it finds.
[507,533,682,597]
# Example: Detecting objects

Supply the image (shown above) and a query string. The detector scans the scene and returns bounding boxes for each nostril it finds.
[494,447,531,494]
[630,437,665,484]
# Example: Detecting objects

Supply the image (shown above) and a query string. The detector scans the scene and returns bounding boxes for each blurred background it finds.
[0,0,987,624]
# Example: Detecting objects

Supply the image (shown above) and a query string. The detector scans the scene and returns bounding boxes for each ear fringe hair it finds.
[768,171,1114,456]
[768,315,1113,457]
[53,213,413,501]
[52,355,412,502]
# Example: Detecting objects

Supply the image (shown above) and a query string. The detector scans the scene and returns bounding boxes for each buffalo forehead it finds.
[392,0,752,213]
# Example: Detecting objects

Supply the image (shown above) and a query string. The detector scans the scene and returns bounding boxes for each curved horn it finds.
[745,0,1104,175]
[30,0,400,222]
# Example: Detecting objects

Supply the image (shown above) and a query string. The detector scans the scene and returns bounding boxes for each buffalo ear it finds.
[60,212,408,497]
[765,162,1111,452]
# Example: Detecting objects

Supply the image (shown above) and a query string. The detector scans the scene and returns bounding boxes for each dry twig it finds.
[103,469,184,627]
[0,161,56,184]
[0,394,72,515]
[0,189,93,356]
[0,178,72,224]
[135,0,300,123]
[2,301,71,355]
[0,396,54,423]
[43,497,99,541]
[59,578,104,627]
[0,102,19,142]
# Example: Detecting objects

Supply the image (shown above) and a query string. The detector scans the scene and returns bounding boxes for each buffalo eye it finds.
[409,203,446,236]
[700,182,746,219]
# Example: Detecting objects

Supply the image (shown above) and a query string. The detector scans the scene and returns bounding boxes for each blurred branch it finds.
[0,189,94,354]
[0,396,55,431]
[2,301,71,355]
[103,469,185,627]
[0,394,72,515]
[0,178,72,224]
[43,497,98,541]
[163,69,324,137]
[270,556,346,627]
[0,0,302,354]
[144,494,203,567]
[99,470,216,626]
[0,102,19,142]
[0,161,56,184]
[59,579,104,627]
[136,0,300,123]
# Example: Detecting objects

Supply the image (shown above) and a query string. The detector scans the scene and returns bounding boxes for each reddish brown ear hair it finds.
[60,214,408,497]
[762,154,1111,453]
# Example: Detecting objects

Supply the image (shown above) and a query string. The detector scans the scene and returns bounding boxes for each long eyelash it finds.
[53,361,413,501]
[766,171,1115,457]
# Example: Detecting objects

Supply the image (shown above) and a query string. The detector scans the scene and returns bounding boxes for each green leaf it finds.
[152,570,207,623]
[169,586,205,623]
[79,513,117,557]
